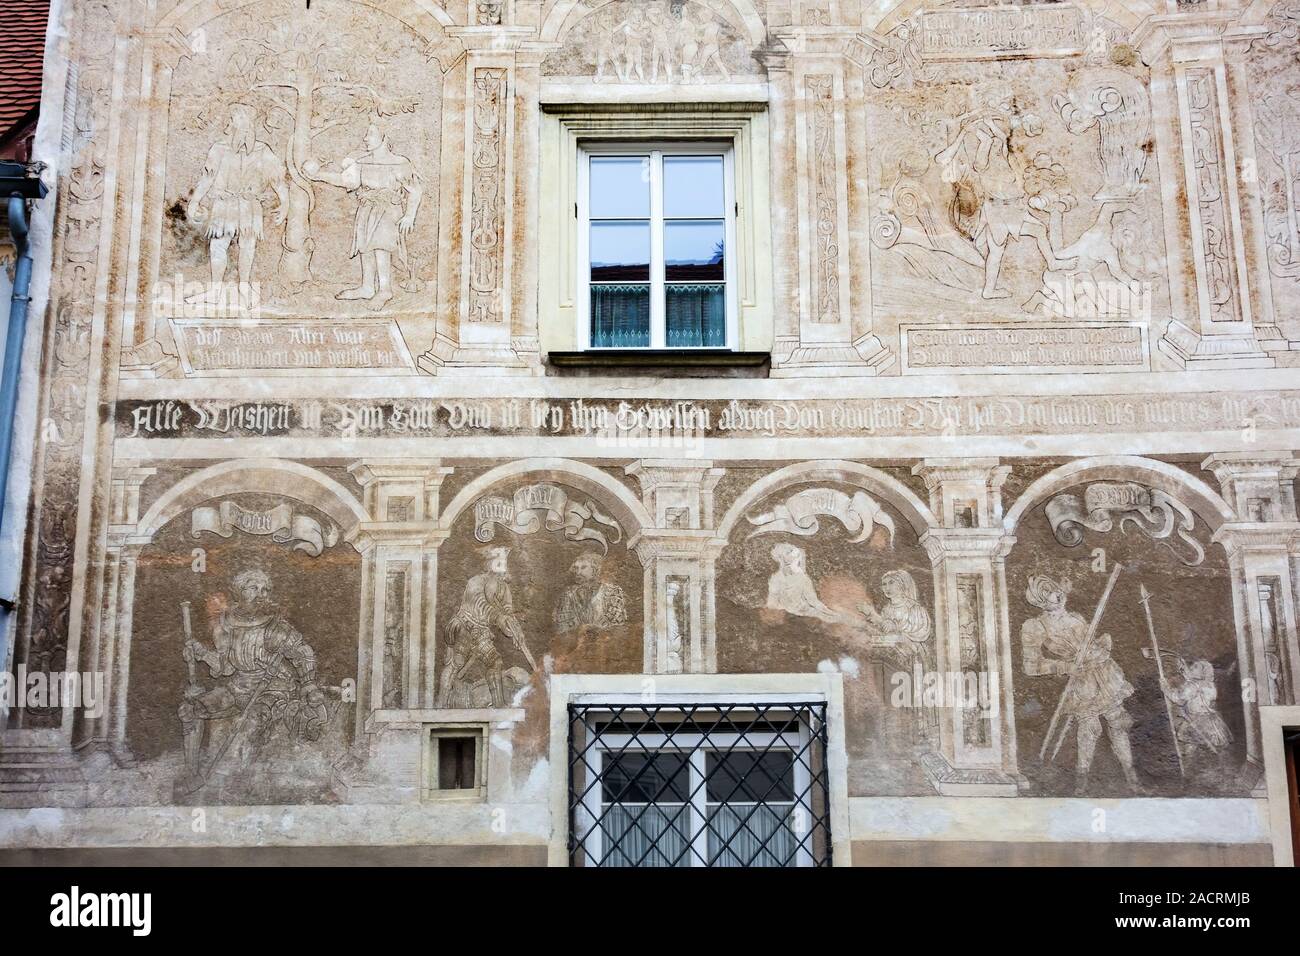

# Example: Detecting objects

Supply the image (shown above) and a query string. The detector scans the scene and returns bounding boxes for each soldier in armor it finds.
[301,122,422,308]
[178,569,325,791]
[439,546,534,708]
[187,103,288,309]
[1021,574,1142,794]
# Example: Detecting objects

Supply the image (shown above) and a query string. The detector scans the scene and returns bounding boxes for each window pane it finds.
[707,804,797,867]
[601,806,691,867]
[666,284,725,347]
[664,220,724,282]
[705,751,795,803]
[601,751,690,803]
[590,156,650,219]
[591,284,650,347]
[664,155,724,218]
[590,220,649,282]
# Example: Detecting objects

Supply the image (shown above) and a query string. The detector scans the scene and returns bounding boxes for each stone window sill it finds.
[546,350,771,377]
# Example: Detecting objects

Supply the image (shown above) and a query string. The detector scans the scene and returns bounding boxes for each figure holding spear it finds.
[1139,584,1185,779]
[1021,569,1144,795]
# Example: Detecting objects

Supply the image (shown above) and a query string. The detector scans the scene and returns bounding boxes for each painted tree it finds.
[198,2,432,285]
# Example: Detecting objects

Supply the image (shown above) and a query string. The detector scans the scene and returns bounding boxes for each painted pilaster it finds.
[627,460,725,673]
[87,463,155,759]
[348,460,454,711]
[769,27,892,377]
[1205,453,1300,735]
[1138,15,1273,368]
[914,459,1020,794]
[419,20,540,374]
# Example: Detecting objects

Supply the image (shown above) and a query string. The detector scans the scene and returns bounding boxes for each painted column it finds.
[1220,26,1294,357]
[1205,454,1300,739]
[89,462,155,758]
[626,460,725,673]
[914,459,1020,794]
[758,42,801,363]
[348,460,454,711]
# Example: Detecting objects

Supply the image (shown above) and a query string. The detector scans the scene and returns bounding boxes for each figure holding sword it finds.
[176,568,327,794]
[1021,571,1144,795]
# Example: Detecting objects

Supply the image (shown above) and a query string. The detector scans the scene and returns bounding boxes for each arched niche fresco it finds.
[134,0,455,372]
[715,471,940,796]
[123,491,362,806]
[435,473,646,784]
[1005,472,1245,798]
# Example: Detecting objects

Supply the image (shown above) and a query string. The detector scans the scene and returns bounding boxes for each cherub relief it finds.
[564,0,740,83]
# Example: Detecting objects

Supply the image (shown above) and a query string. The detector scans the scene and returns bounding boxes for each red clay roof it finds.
[0,1,50,136]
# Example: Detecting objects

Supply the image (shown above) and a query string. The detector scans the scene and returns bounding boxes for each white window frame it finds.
[547,676,851,867]
[577,141,738,351]
[575,723,815,868]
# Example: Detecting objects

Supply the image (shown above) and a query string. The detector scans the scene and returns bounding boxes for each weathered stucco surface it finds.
[2,0,1299,865]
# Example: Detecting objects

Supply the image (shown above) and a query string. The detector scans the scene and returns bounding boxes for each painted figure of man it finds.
[1021,574,1142,794]
[765,542,840,623]
[187,103,288,309]
[934,84,1073,299]
[555,551,628,633]
[439,546,534,708]
[177,569,324,791]
[301,122,422,308]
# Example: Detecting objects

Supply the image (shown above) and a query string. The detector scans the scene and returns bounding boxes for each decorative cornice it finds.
[919,528,1016,565]
[1212,522,1300,556]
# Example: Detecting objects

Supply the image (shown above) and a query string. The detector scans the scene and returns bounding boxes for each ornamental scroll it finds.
[1045,482,1205,566]
[746,488,896,546]
[474,483,623,554]
[191,501,340,556]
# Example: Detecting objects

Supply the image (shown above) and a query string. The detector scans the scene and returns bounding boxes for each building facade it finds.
[2,0,1300,865]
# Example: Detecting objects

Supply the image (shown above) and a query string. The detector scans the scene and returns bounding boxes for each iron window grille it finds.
[568,700,832,867]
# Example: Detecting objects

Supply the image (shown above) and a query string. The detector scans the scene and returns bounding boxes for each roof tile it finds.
[0,0,51,133]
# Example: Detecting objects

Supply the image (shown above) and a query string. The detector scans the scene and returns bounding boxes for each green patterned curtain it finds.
[666,283,725,347]
[591,284,650,347]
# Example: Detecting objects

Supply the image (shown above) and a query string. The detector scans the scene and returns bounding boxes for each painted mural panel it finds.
[3,0,1299,866]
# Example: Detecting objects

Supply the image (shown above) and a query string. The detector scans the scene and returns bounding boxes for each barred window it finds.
[568,701,832,867]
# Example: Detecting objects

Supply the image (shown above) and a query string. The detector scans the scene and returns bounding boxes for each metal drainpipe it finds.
[1,194,33,533]
[0,193,33,669]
